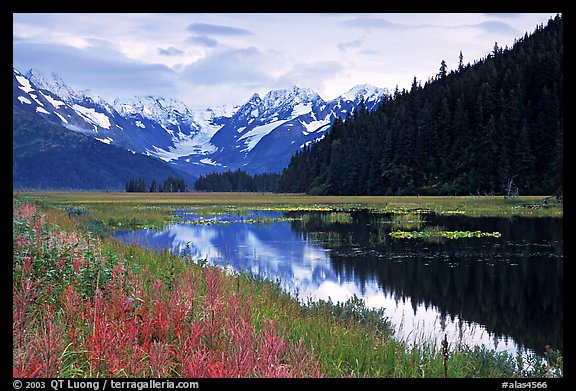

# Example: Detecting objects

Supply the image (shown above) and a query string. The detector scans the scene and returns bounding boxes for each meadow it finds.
[15,192,563,230]
[12,192,563,379]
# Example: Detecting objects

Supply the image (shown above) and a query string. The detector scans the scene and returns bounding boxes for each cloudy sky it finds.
[13,13,559,108]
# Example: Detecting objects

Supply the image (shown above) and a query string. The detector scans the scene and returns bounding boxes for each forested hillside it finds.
[278,15,562,196]
[194,170,280,192]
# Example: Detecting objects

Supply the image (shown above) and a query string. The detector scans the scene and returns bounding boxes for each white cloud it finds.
[186,22,253,36]
[13,13,559,108]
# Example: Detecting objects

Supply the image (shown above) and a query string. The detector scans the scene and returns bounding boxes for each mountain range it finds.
[13,67,389,190]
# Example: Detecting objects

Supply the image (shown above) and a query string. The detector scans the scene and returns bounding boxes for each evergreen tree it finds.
[195,170,280,192]
[438,60,448,79]
[278,15,562,197]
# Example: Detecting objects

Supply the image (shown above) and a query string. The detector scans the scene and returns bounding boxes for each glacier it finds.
[13,67,389,180]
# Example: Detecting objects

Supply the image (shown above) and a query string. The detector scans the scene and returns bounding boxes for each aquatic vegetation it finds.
[322,212,353,225]
[299,211,353,229]
[389,228,502,240]
[171,213,300,226]
[388,212,425,230]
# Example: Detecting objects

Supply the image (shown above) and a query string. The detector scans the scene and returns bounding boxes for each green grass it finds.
[14,192,563,232]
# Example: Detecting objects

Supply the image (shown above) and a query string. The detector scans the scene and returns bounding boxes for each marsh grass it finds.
[15,192,563,222]
[389,212,425,230]
[78,203,172,230]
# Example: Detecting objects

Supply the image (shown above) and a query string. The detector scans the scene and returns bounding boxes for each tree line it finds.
[125,176,187,192]
[194,169,280,192]
[278,15,563,196]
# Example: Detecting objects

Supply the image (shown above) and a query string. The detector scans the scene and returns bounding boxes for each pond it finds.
[114,209,563,358]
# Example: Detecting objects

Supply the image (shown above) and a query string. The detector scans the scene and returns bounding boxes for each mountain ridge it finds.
[13,66,389,189]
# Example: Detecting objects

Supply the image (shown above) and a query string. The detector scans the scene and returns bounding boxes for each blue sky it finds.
[13,13,559,108]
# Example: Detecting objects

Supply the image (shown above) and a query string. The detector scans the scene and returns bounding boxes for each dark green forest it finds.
[278,15,563,196]
[125,176,188,192]
[194,169,281,192]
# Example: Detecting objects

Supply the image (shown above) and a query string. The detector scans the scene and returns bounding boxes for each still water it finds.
[114,209,562,357]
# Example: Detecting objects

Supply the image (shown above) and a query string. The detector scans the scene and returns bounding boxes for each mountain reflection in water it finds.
[114,210,562,357]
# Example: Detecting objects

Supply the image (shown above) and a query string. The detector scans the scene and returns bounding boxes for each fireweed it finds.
[13,201,323,378]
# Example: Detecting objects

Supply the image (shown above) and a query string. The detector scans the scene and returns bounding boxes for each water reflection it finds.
[114,210,562,357]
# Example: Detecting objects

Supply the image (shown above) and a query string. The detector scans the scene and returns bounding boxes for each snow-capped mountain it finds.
[26,68,87,104]
[13,67,389,182]
[196,83,389,174]
[13,68,227,160]
[110,95,232,161]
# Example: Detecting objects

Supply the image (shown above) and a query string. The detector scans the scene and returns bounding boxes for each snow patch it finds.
[135,121,146,128]
[54,112,69,123]
[301,119,331,135]
[36,107,50,114]
[118,104,136,115]
[340,84,388,103]
[291,102,312,117]
[72,104,111,129]
[200,158,221,166]
[16,75,34,93]
[41,92,65,109]
[300,134,325,149]
[18,96,32,105]
[29,93,44,106]
[147,145,177,162]
[96,137,113,144]
[143,106,153,117]
[238,120,288,151]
